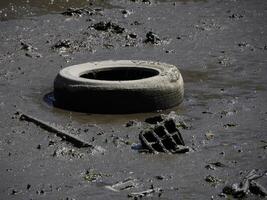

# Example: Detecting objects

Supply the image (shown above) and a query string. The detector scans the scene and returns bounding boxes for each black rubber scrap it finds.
[139,118,189,154]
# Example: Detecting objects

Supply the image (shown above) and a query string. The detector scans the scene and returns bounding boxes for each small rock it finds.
[205,131,215,140]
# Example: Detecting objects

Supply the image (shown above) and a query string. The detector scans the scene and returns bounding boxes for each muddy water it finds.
[0,0,267,199]
[0,0,114,20]
[0,0,206,20]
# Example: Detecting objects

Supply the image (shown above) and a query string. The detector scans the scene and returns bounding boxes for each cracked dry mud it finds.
[0,0,267,199]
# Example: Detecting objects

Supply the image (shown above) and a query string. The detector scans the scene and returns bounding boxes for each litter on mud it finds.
[18,112,93,148]
[221,169,267,198]
[139,116,190,154]
[53,60,184,113]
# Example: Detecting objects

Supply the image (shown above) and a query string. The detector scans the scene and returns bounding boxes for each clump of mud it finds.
[91,21,125,34]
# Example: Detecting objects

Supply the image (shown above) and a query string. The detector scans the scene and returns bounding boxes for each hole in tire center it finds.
[80,67,159,81]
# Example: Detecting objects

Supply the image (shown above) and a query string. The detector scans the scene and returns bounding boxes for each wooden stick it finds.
[19,113,93,148]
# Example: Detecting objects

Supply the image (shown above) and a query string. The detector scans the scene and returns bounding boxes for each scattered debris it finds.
[205,164,216,170]
[155,175,165,180]
[112,135,132,147]
[20,41,42,58]
[205,162,226,170]
[202,111,213,114]
[144,31,161,44]
[84,169,109,182]
[125,32,138,46]
[61,7,103,17]
[238,42,249,47]
[128,188,162,198]
[223,123,237,128]
[229,13,243,19]
[165,49,175,54]
[91,21,125,34]
[205,131,215,140]
[260,140,267,149]
[18,112,93,148]
[121,9,133,17]
[25,52,42,58]
[125,120,141,127]
[177,121,190,129]
[249,180,267,197]
[21,41,36,51]
[53,147,84,158]
[205,175,222,186]
[105,178,139,192]
[52,39,72,50]
[144,114,165,124]
[139,118,189,154]
[237,42,255,51]
[210,162,226,167]
[221,169,266,198]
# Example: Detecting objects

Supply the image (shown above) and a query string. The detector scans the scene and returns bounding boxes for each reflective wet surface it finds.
[0,0,114,20]
[0,0,267,199]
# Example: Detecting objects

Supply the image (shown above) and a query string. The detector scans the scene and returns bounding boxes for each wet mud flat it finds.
[0,0,267,199]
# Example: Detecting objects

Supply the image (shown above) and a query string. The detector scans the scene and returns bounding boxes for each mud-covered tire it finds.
[54,60,184,113]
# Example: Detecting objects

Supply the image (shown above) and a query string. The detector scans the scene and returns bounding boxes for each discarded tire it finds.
[54,60,184,113]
